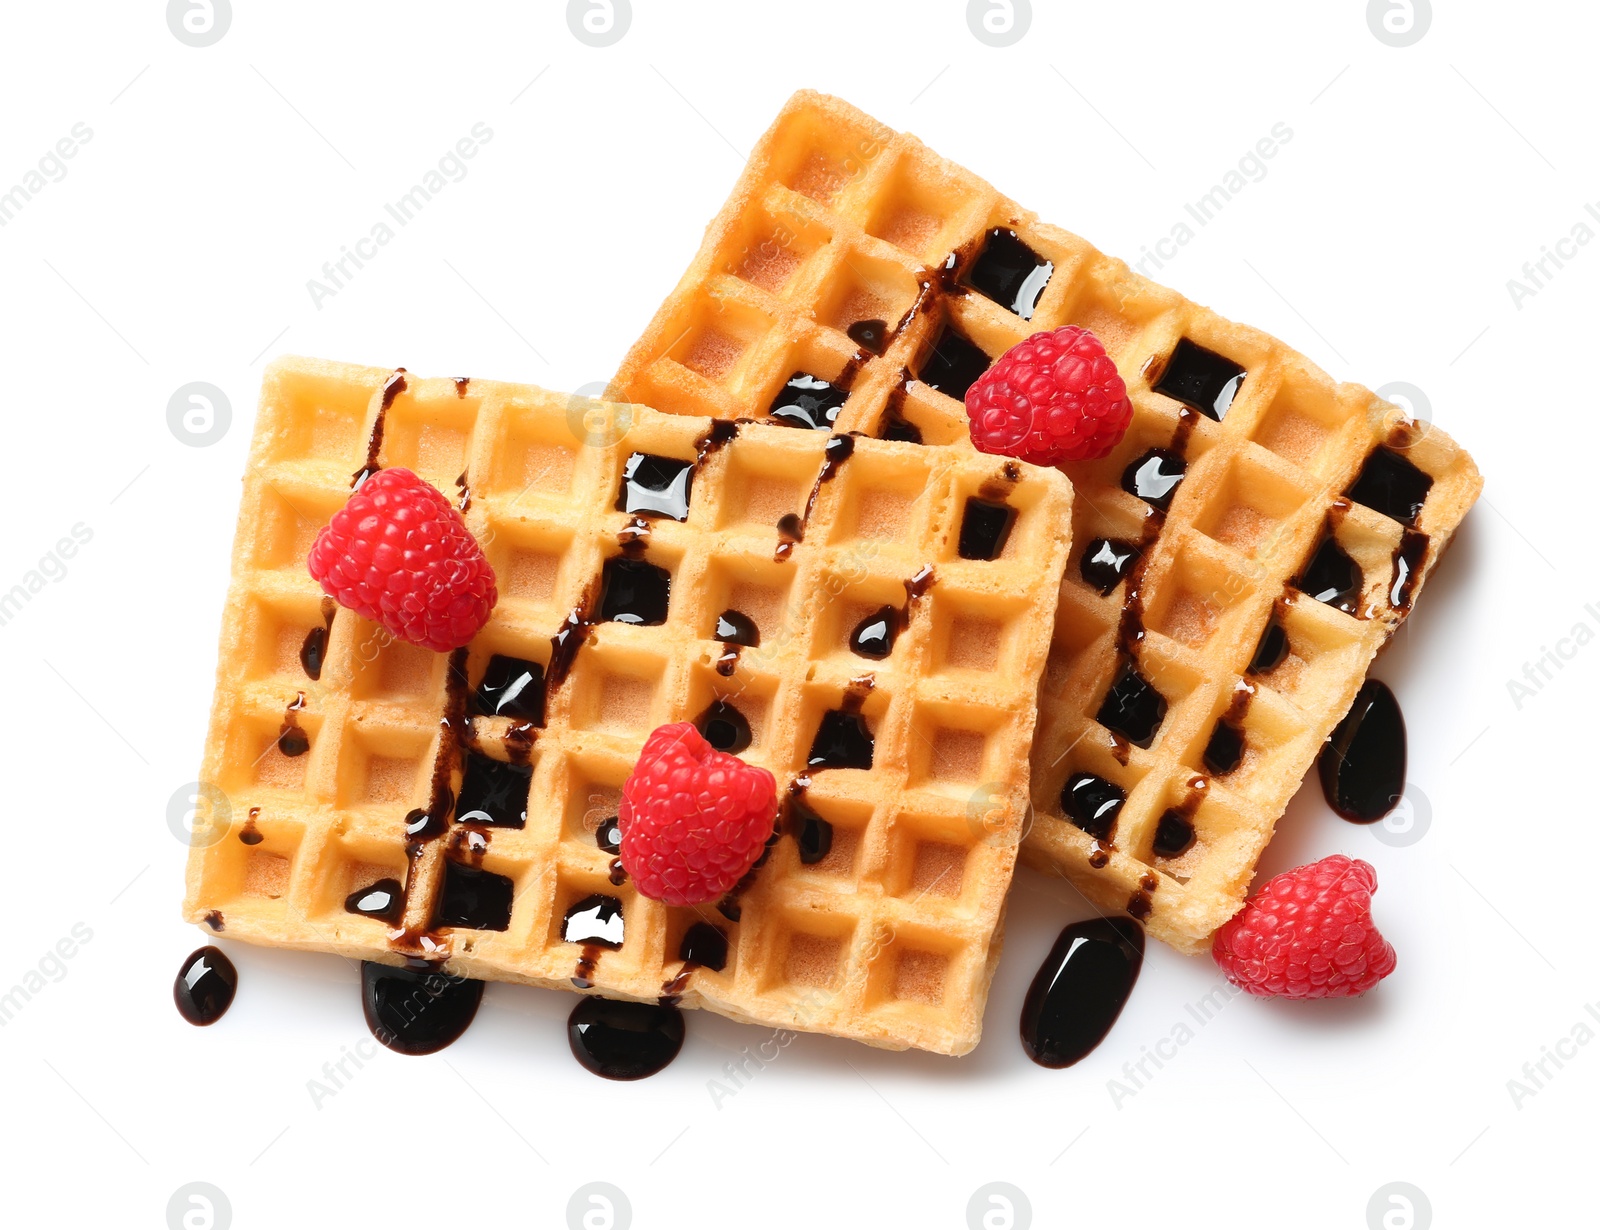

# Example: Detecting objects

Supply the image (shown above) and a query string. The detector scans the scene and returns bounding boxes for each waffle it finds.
[609,90,1482,954]
[182,355,1073,1054]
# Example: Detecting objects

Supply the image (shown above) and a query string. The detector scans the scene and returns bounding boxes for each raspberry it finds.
[1212,855,1397,999]
[964,325,1133,464]
[307,467,497,653]
[618,723,778,907]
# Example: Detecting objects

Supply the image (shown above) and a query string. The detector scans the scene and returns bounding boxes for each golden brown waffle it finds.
[609,90,1482,954]
[182,355,1072,1054]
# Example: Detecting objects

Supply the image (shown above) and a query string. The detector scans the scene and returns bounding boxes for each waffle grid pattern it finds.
[183,356,1073,1053]
[609,91,1482,952]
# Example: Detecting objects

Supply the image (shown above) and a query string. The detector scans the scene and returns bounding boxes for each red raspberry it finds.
[964,325,1132,464]
[307,467,497,653]
[618,723,778,907]
[1213,855,1397,999]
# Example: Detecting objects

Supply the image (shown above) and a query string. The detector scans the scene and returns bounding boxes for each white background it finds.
[1,2,1592,1227]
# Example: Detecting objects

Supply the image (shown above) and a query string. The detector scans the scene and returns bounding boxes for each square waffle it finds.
[609,90,1482,953]
[182,355,1073,1054]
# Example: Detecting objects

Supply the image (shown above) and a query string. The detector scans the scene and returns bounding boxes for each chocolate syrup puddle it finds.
[714,609,759,676]
[346,877,406,924]
[697,700,752,754]
[174,946,237,1026]
[1020,917,1144,1068]
[361,962,483,1055]
[1060,773,1126,842]
[299,598,337,680]
[352,368,406,486]
[847,318,890,355]
[848,605,900,659]
[568,998,685,1080]
[1249,618,1291,675]
[787,786,834,864]
[1080,538,1142,596]
[1319,679,1406,823]
[1202,683,1255,776]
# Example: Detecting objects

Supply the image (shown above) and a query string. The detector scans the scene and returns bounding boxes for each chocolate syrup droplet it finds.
[715,609,760,648]
[1319,679,1406,823]
[847,319,890,356]
[1121,449,1187,513]
[963,227,1053,320]
[1152,338,1245,421]
[568,997,685,1080]
[958,497,1017,560]
[563,894,625,949]
[299,599,336,680]
[1297,534,1364,615]
[1203,721,1245,776]
[1151,811,1196,858]
[174,946,237,1026]
[1096,662,1168,749]
[595,816,622,855]
[1346,447,1433,527]
[1249,620,1290,674]
[848,605,900,659]
[345,877,405,924]
[769,372,848,430]
[617,452,694,521]
[599,556,672,625]
[1060,773,1126,841]
[361,962,483,1056]
[678,922,729,971]
[1020,917,1144,1068]
[697,700,752,754]
[808,709,874,769]
[1080,538,1142,596]
[471,655,546,724]
[788,794,834,864]
[432,862,515,931]
[456,753,532,829]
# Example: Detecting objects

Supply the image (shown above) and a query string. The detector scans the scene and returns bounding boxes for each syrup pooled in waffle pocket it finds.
[183,356,1073,1055]
[609,90,1482,954]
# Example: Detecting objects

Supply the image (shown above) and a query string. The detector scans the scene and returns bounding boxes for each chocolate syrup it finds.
[1152,339,1245,422]
[203,910,224,932]
[563,894,625,948]
[1096,662,1167,749]
[277,692,310,757]
[432,862,514,931]
[352,368,406,486]
[174,946,237,1026]
[361,961,483,1056]
[299,598,337,680]
[599,556,672,625]
[453,376,470,397]
[694,419,740,467]
[1346,448,1433,527]
[769,372,849,430]
[958,498,1017,560]
[567,998,685,1081]
[395,650,470,940]
[608,858,628,886]
[787,790,834,864]
[238,811,263,846]
[775,513,805,561]
[1297,532,1364,615]
[546,603,594,693]
[697,700,753,754]
[808,708,874,770]
[715,609,760,647]
[456,753,532,828]
[905,564,936,600]
[345,877,406,924]
[879,381,923,443]
[617,452,694,521]
[847,605,899,658]
[1020,917,1144,1068]
[1389,529,1428,613]
[679,922,729,970]
[1249,619,1291,674]
[455,469,471,513]
[1127,872,1158,921]
[471,654,546,724]
[847,319,891,356]
[595,817,622,854]
[963,228,1054,320]
[917,323,991,400]
[1079,538,1141,596]
[1203,683,1255,776]
[1151,810,1196,858]
[1060,773,1126,841]
[1121,449,1187,513]
[1319,679,1406,823]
